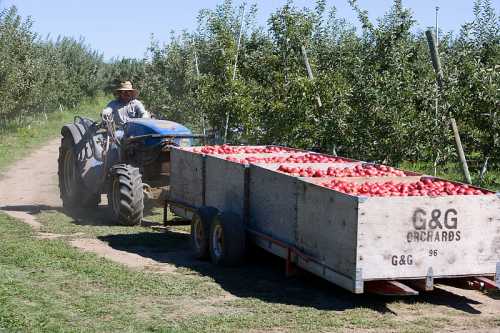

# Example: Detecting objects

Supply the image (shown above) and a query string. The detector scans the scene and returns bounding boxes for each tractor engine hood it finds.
[124,119,193,147]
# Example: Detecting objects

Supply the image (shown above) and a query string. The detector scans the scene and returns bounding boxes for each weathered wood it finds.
[426,29,472,185]
[205,155,247,217]
[169,148,205,209]
[357,194,499,280]
[296,180,359,279]
[301,45,322,108]
[249,165,298,245]
[426,30,444,90]
[168,146,500,294]
[450,118,472,184]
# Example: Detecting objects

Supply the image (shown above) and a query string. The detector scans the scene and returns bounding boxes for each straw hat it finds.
[114,81,139,98]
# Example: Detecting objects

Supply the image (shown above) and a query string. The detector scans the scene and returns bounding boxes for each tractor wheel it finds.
[107,164,144,226]
[209,212,246,266]
[58,135,100,210]
[191,206,218,259]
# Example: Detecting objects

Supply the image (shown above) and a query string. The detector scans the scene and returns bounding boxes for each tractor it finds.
[58,114,200,225]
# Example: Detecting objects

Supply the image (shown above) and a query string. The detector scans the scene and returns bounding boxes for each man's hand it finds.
[101,107,112,121]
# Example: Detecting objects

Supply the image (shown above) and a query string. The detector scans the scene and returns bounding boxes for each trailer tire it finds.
[209,212,246,266]
[108,164,144,226]
[191,206,218,259]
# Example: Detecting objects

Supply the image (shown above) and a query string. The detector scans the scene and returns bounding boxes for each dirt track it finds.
[0,138,181,271]
[0,139,499,324]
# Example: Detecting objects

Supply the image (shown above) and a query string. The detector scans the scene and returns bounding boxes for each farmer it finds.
[101,81,150,126]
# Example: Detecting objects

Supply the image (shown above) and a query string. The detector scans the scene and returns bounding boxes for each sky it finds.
[2,0,499,61]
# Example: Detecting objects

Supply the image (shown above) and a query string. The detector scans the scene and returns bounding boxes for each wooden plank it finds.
[169,148,205,212]
[205,155,247,217]
[357,194,500,280]
[249,165,298,245]
[296,180,359,280]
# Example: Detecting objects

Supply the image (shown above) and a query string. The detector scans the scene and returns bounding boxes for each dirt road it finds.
[0,139,499,326]
[0,138,181,270]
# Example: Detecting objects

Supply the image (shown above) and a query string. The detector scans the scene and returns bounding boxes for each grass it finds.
[0,97,107,173]
[0,101,499,332]
[2,211,499,333]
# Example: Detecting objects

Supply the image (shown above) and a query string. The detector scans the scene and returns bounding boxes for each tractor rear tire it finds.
[108,164,144,226]
[191,206,218,260]
[58,135,100,210]
[209,212,246,266]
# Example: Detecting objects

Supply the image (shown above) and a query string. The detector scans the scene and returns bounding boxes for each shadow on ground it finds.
[0,204,63,215]
[1,204,490,315]
[98,229,487,315]
[0,204,119,226]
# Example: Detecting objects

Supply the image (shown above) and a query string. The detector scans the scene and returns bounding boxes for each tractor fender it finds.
[61,122,87,146]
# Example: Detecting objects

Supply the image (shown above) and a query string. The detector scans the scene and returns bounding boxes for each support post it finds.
[193,40,206,137]
[450,118,472,184]
[426,30,472,184]
[224,3,246,144]
[301,45,322,108]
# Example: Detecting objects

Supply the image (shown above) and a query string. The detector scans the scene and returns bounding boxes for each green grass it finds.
[0,97,107,172]
[0,100,499,332]
[1,209,498,333]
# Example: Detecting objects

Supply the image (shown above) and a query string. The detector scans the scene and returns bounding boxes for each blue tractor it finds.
[58,115,200,225]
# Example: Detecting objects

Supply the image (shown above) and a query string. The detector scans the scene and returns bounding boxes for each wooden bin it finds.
[249,164,500,293]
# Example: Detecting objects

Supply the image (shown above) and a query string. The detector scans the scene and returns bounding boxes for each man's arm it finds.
[134,100,150,118]
[101,101,114,120]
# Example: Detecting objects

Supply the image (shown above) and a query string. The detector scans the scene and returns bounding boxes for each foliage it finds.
[0,6,105,132]
[125,0,498,166]
[1,0,498,166]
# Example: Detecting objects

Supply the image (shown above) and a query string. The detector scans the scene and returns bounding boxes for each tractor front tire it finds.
[58,135,100,210]
[108,164,144,226]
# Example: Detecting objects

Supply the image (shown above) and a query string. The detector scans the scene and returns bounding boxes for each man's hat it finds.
[114,81,139,98]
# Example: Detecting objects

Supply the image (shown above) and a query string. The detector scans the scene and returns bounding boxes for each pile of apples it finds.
[321,178,493,197]
[277,164,407,178]
[225,153,350,165]
[192,145,296,155]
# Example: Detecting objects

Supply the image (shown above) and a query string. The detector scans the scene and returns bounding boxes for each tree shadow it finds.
[0,204,64,215]
[0,203,119,226]
[98,229,489,315]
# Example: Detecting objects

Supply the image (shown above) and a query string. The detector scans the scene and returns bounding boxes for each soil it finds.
[0,138,499,327]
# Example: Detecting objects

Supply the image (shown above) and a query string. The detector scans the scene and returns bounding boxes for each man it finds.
[101,81,150,126]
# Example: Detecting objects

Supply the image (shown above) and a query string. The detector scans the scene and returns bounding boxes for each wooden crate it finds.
[205,155,247,217]
[169,147,205,218]
[170,148,499,294]
[249,164,500,293]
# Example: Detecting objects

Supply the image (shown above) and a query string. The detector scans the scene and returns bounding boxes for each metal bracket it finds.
[496,262,500,288]
[354,268,364,293]
[358,196,368,204]
[426,267,434,291]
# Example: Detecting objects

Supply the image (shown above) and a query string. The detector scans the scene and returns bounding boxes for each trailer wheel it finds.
[209,212,246,266]
[191,206,218,259]
[108,164,144,226]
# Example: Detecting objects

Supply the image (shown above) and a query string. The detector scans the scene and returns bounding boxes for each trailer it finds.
[165,145,500,295]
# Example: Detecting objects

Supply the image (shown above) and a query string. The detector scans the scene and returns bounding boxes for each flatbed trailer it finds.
[165,146,500,295]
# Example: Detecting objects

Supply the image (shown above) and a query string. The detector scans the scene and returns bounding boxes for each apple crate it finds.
[248,163,500,293]
[169,146,358,219]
